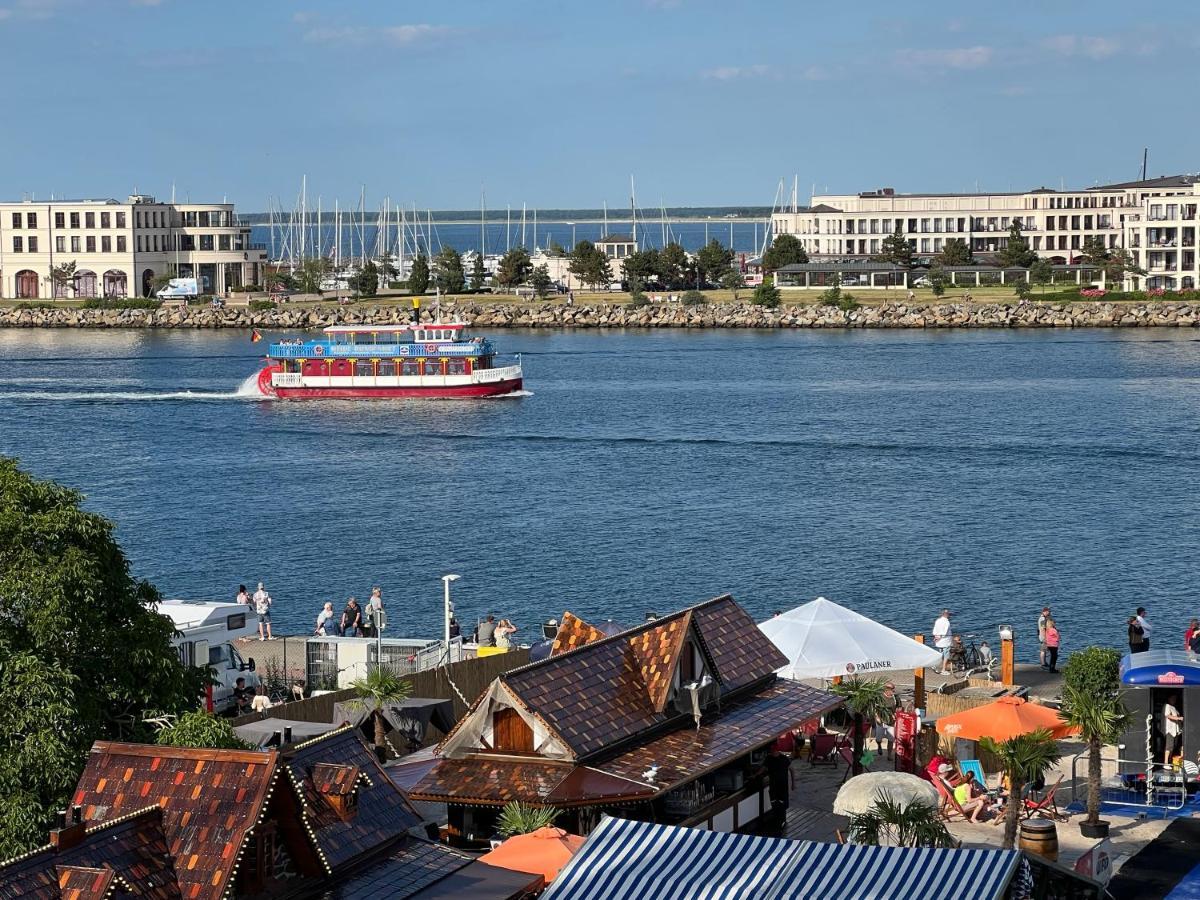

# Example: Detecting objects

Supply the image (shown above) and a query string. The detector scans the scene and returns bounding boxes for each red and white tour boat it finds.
[256,322,523,399]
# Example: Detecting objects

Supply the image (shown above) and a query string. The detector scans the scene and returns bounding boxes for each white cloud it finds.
[800,65,830,81]
[303,23,450,47]
[1042,34,1119,59]
[894,45,994,69]
[702,64,770,81]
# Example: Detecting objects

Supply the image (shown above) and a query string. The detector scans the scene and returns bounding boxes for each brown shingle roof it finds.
[405,758,654,807]
[70,744,277,900]
[0,807,180,900]
[283,726,423,872]
[549,612,608,657]
[499,596,783,759]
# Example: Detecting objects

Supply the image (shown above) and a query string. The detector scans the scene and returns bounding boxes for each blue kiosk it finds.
[1119,650,1200,798]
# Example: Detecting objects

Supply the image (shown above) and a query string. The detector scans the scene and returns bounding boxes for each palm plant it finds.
[1060,647,1129,835]
[831,677,893,776]
[496,801,560,838]
[980,728,1061,849]
[349,667,411,760]
[848,792,957,848]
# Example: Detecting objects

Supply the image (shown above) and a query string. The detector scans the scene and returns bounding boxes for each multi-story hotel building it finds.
[771,174,1200,289]
[0,194,267,299]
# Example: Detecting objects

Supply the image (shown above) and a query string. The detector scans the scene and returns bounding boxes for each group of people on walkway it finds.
[475,614,519,648]
[236,583,275,641]
[314,588,387,637]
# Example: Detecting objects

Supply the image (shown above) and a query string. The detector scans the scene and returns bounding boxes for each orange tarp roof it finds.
[935,695,1080,742]
[478,826,586,883]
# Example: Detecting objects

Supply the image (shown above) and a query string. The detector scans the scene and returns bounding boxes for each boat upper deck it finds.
[268,322,492,359]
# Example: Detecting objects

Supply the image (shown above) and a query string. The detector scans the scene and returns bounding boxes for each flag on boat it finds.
[250,329,263,343]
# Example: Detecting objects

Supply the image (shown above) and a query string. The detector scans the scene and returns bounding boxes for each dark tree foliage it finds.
[567,241,612,290]
[469,253,487,291]
[408,254,430,294]
[433,247,466,294]
[530,264,553,298]
[761,234,809,272]
[876,226,914,268]
[657,242,690,289]
[495,248,533,289]
[997,221,1036,268]
[695,239,734,285]
[937,238,973,266]
[0,459,205,852]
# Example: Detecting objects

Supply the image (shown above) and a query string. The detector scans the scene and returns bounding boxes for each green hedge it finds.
[248,299,277,311]
[80,298,162,310]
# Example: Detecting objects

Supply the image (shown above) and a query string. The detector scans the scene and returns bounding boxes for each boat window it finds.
[447,358,467,375]
[396,330,413,343]
[333,332,350,344]
[354,360,374,377]
[378,360,396,376]
[400,359,420,376]
[423,359,444,376]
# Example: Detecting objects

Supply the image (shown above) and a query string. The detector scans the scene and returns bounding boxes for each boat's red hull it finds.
[272,378,523,400]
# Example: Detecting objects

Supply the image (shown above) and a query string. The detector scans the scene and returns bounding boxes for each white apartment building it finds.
[771,174,1200,289]
[0,195,268,299]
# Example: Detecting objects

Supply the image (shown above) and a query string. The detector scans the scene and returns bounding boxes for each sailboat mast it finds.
[630,175,637,246]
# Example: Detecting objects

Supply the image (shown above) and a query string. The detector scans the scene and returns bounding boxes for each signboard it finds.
[845,659,893,675]
[1158,671,1186,684]
[1074,839,1113,886]
[894,710,918,773]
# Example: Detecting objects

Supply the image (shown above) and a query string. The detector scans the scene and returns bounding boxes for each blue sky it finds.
[1,0,1196,211]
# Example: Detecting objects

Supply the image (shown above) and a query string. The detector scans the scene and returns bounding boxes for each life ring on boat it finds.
[312,344,324,356]
[257,364,279,397]
[424,344,438,353]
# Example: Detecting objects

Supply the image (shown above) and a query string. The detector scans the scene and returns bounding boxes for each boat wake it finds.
[494,389,534,398]
[0,372,273,402]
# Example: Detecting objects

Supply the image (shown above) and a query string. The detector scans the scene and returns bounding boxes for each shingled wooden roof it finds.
[549,612,609,657]
[69,744,277,900]
[405,758,655,807]
[0,807,180,900]
[499,595,784,759]
[282,726,423,872]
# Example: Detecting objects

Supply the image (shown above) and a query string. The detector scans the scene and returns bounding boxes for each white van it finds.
[155,277,199,300]
[155,599,262,713]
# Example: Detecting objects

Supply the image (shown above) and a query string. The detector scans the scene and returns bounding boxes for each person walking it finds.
[874,681,900,759]
[1037,607,1050,668]
[1164,695,1184,765]
[1136,607,1152,651]
[933,609,953,675]
[253,582,273,641]
[1044,618,1061,673]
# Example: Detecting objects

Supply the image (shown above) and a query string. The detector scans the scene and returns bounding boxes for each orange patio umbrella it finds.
[478,826,586,883]
[935,695,1080,742]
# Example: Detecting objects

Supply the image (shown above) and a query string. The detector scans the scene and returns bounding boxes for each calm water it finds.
[2,327,1199,652]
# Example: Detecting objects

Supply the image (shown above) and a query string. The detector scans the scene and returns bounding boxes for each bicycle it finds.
[956,634,998,679]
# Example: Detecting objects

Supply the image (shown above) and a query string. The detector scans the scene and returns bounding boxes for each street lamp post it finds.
[442,574,461,661]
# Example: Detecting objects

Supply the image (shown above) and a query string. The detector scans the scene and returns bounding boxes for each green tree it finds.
[876,226,914,268]
[830,677,893,776]
[1029,258,1053,292]
[530,264,553,299]
[266,270,297,292]
[351,261,379,298]
[657,242,689,289]
[980,729,1061,849]
[433,247,466,294]
[0,459,205,853]
[1079,236,1109,267]
[1102,247,1144,289]
[496,801,560,838]
[696,239,734,286]
[1014,277,1032,302]
[547,240,567,258]
[567,241,612,291]
[751,276,781,309]
[720,269,745,301]
[936,238,972,266]
[622,249,661,287]
[469,253,487,291]
[295,257,331,295]
[150,271,176,294]
[627,276,650,308]
[928,262,948,298]
[349,667,412,760]
[50,261,78,298]
[848,794,957,848]
[156,711,252,750]
[1061,648,1129,832]
[378,253,399,283]
[997,221,1036,268]
[682,289,706,307]
[495,247,533,290]
[408,254,430,295]
[761,233,809,273]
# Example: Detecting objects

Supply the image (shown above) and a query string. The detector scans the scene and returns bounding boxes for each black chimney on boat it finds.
[411,298,421,324]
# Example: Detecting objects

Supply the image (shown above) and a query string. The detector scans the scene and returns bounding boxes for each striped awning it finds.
[541,817,1019,900]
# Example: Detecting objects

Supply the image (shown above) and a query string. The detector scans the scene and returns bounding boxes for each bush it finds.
[233,284,261,292]
[837,294,860,311]
[80,298,162,310]
[628,290,650,308]
[682,290,706,306]
[14,302,58,310]
[751,279,781,308]
[248,299,277,312]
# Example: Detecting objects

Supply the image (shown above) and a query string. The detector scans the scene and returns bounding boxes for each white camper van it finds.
[155,277,199,301]
[155,599,262,713]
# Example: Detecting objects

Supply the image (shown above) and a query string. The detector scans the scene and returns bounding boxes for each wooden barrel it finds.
[1019,819,1059,862]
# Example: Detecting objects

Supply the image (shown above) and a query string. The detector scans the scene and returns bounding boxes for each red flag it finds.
[250,329,262,343]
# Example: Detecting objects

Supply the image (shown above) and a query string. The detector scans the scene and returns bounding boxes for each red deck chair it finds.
[1023,775,1067,821]
[809,732,839,767]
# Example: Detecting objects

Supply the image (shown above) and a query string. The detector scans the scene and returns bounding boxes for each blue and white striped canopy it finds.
[541,817,1019,900]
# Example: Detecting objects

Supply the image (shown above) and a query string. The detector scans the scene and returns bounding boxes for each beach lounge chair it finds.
[1024,775,1067,821]
[959,759,987,787]
[809,733,839,767]
[935,776,990,822]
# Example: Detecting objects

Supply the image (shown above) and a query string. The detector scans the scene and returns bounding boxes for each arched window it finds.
[74,270,98,298]
[103,270,128,298]
[141,268,155,297]
[15,270,39,299]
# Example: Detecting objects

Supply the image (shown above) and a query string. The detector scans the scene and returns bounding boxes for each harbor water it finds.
[1,327,1198,650]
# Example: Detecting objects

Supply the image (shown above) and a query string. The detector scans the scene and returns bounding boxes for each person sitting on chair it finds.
[952,771,992,823]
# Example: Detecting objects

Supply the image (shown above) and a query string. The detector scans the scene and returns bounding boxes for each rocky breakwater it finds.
[2,300,1199,329]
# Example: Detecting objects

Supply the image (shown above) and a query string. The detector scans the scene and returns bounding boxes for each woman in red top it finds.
[1186,619,1199,651]
[1044,618,1061,673]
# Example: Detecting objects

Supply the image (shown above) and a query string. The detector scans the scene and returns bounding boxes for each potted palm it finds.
[1060,647,1129,839]
[831,677,893,776]
[349,667,412,762]
[980,729,1061,850]
[496,801,561,838]
[848,794,957,848]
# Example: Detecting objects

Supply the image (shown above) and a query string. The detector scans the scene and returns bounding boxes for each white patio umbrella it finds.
[759,596,943,680]
[833,771,940,817]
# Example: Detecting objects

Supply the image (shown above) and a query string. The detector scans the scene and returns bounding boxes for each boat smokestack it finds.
[411,298,420,324]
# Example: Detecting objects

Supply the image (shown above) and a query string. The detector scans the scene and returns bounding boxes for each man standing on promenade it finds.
[933,609,952,675]
[1136,607,1152,651]
[1037,607,1050,668]
[765,744,794,831]
[253,582,273,641]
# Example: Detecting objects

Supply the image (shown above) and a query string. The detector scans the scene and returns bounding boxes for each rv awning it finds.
[541,816,1020,900]
[1121,650,1200,686]
[759,597,943,680]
